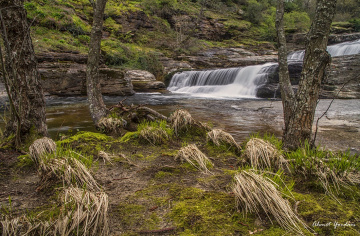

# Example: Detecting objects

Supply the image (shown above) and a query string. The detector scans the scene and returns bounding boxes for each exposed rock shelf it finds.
[39,62,134,96]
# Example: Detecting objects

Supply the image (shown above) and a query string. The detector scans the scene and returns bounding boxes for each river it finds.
[43,94,360,153]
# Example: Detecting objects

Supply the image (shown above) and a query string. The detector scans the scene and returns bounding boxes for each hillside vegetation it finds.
[26,0,360,77]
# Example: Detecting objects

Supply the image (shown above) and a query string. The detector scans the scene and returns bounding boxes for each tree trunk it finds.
[86,0,108,124]
[0,0,47,144]
[276,0,337,150]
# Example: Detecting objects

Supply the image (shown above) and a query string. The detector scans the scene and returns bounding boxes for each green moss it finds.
[120,131,139,143]
[168,186,249,235]
[57,131,113,156]
[206,142,240,158]
[154,171,173,179]
[16,154,35,169]
[293,191,360,235]
[0,134,15,150]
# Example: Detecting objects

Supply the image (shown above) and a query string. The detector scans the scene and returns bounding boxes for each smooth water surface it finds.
[43,94,360,151]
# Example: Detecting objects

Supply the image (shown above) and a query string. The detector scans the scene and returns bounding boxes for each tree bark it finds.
[86,0,108,124]
[276,0,337,150]
[0,0,47,143]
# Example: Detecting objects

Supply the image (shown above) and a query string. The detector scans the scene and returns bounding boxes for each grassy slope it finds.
[26,0,277,72]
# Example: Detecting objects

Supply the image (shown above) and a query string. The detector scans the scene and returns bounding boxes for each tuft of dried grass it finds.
[233,170,310,235]
[1,188,109,236]
[98,151,113,165]
[1,216,22,236]
[39,156,100,192]
[54,187,109,236]
[244,138,289,172]
[169,109,210,135]
[207,129,241,152]
[170,109,195,135]
[97,117,126,134]
[29,137,57,165]
[346,172,360,184]
[176,144,213,174]
[0,216,52,236]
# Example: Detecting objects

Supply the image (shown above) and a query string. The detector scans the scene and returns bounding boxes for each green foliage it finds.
[16,155,35,169]
[57,131,113,156]
[120,120,173,145]
[244,0,265,25]
[284,11,311,33]
[349,18,360,32]
[43,146,94,168]
[287,142,360,175]
[119,131,139,143]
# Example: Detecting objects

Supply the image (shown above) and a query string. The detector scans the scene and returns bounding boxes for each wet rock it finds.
[158,55,192,74]
[39,62,134,96]
[180,48,277,69]
[256,54,360,99]
[36,52,89,64]
[126,70,156,81]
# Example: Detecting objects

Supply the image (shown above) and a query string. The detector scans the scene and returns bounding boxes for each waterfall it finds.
[288,39,360,61]
[327,39,360,57]
[168,63,277,98]
[168,39,360,98]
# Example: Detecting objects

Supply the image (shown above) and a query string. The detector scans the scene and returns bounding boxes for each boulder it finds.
[125,70,166,92]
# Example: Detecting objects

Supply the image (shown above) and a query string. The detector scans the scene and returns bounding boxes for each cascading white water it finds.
[168,63,277,98]
[327,39,360,56]
[288,39,360,61]
[168,39,360,98]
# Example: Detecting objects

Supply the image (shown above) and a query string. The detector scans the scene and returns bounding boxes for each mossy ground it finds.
[1,123,360,235]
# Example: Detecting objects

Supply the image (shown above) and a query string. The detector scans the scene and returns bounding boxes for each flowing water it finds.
[168,39,360,98]
[168,64,277,98]
[287,39,360,61]
[40,94,360,151]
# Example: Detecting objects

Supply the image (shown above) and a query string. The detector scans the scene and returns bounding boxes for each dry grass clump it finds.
[98,151,113,164]
[1,215,52,235]
[170,109,194,135]
[29,137,57,165]
[233,170,309,235]
[54,187,109,236]
[244,138,289,172]
[1,188,109,236]
[39,156,100,192]
[170,109,209,136]
[207,129,241,152]
[97,117,126,134]
[176,144,213,174]
[1,216,22,236]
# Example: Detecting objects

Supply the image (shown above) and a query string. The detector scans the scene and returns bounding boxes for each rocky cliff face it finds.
[39,61,134,96]
[256,54,360,99]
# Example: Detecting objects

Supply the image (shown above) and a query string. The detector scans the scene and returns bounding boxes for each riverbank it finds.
[1,110,360,235]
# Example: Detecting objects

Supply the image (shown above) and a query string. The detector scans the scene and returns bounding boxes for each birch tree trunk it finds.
[276,0,337,150]
[0,0,47,145]
[86,0,108,124]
